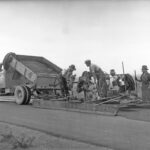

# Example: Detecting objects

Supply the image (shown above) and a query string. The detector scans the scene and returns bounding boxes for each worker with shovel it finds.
[135,65,150,102]
[85,59,107,98]
[59,65,76,97]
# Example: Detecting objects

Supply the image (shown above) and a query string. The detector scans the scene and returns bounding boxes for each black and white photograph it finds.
[0,0,149,149]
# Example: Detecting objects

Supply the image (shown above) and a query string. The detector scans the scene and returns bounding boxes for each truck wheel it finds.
[23,86,31,105]
[15,86,27,105]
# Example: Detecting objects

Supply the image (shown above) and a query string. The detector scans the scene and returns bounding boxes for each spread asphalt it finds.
[0,97,150,149]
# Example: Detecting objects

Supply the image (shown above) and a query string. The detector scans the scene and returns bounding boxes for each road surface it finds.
[0,98,150,149]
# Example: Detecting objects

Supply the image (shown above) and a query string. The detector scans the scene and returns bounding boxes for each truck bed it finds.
[16,55,62,75]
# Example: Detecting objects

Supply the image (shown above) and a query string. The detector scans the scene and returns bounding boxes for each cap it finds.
[142,65,148,70]
[85,59,91,64]
[110,69,115,72]
[69,64,76,70]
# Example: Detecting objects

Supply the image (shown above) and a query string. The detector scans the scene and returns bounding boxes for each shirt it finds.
[89,63,105,80]
[109,75,118,87]
[89,63,101,74]
[140,72,150,86]
[62,68,73,81]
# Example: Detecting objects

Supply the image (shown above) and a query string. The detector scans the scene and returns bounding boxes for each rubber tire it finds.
[15,86,27,105]
[23,86,31,105]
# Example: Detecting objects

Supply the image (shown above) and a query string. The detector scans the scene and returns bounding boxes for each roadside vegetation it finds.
[0,125,35,149]
[0,123,111,150]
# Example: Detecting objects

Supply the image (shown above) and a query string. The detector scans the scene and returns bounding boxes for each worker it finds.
[84,59,107,98]
[0,63,2,72]
[135,65,150,102]
[63,64,76,85]
[59,64,76,97]
[109,69,119,95]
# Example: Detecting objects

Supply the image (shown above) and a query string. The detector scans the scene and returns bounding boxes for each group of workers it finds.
[58,59,150,102]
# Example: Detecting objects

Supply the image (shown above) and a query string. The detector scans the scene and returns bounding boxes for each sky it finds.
[0,0,150,76]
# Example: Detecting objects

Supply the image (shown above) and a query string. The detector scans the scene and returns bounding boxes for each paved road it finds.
[119,104,150,122]
[0,100,150,150]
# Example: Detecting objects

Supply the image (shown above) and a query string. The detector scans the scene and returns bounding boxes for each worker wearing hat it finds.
[59,64,76,97]
[135,65,150,102]
[63,64,76,80]
[85,59,107,98]
[0,63,3,72]
[109,69,119,94]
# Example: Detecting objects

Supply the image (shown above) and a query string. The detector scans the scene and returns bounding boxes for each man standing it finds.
[0,63,3,72]
[109,69,119,95]
[59,65,76,97]
[135,65,150,102]
[85,59,107,98]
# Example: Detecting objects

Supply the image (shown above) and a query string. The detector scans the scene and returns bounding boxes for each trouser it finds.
[96,75,108,98]
[59,76,69,96]
[142,84,150,102]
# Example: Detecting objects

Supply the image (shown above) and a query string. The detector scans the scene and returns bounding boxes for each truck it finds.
[0,52,62,105]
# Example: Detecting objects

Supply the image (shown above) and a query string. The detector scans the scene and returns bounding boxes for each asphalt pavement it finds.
[0,98,149,150]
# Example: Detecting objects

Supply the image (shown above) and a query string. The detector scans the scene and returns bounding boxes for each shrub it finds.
[0,126,36,149]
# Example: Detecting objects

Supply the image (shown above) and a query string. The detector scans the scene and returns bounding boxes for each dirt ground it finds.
[0,122,112,150]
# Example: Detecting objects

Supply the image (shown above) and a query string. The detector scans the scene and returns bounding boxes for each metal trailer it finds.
[0,52,62,105]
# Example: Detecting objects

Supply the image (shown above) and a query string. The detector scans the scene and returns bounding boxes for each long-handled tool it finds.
[94,95,124,106]
[122,61,127,93]
[134,70,138,97]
